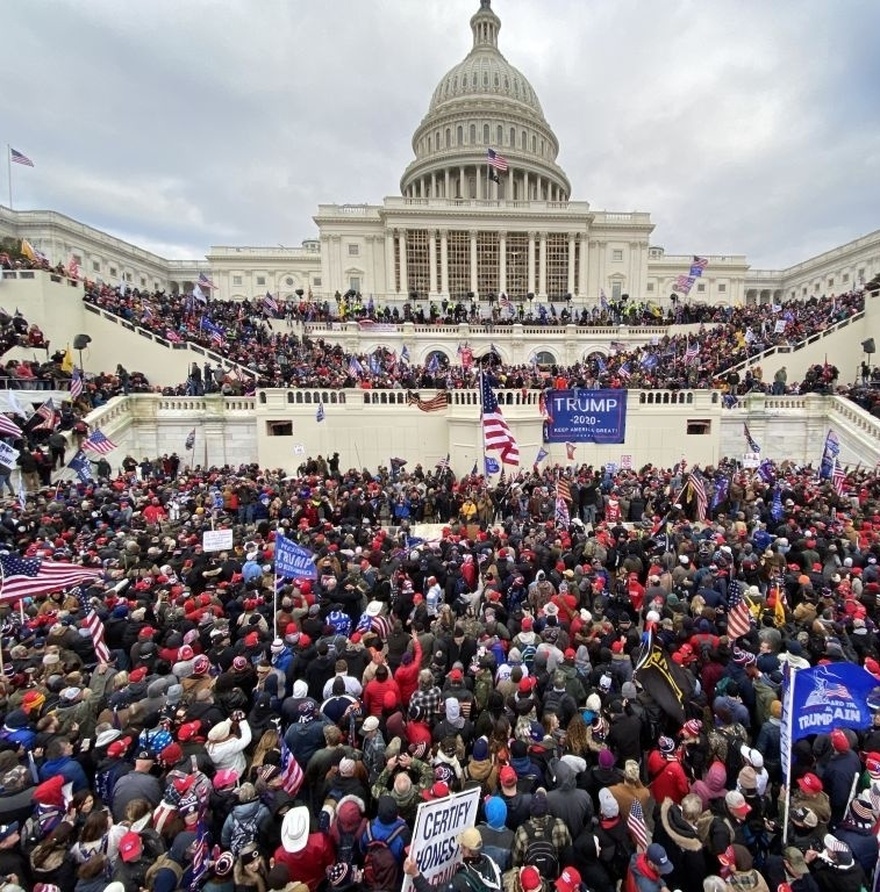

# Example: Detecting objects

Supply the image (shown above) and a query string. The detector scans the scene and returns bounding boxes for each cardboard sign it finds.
[0,441,19,470]
[402,788,481,892]
[202,528,234,552]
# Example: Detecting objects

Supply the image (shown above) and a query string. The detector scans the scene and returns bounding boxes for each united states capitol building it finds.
[1,0,878,310]
[1,0,880,475]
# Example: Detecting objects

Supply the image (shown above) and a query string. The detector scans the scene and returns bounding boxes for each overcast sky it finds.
[4,0,878,269]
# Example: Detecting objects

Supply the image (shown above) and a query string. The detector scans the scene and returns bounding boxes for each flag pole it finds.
[479,369,488,476]
[6,146,12,211]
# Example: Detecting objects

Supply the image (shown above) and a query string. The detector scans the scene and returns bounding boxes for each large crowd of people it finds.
[0,450,875,892]
[77,278,865,398]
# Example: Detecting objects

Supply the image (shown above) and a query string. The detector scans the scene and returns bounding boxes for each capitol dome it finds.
[400,0,571,203]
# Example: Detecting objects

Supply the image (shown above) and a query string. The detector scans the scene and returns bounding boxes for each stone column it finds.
[527,231,536,294]
[440,229,449,297]
[567,232,576,295]
[459,166,466,199]
[499,231,507,294]
[469,229,478,295]
[523,170,529,201]
[431,172,436,198]
[538,231,548,297]
[398,230,408,296]
[444,169,450,199]
[475,165,481,200]
[384,231,396,297]
[428,229,438,295]
[596,240,606,295]
[578,234,588,297]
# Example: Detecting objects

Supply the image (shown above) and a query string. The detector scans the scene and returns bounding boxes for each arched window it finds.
[457,125,463,145]
[470,124,476,144]
[483,71,489,87]
[497,125,503,145]
[494,73,499,87]
[509,127,515,146]
[472,72,477,86]
[531,350,556,366]
[453,76,458,90]
[435,130,440,147]
[504,76,509,89]
[427,136,432,152]
[521,130,527,150]
[483,123,490,143]
[445,128,451,148]
[532,135,537,153]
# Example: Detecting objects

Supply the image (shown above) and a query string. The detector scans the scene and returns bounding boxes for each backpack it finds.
[144,853,184,889]
[523,820,560,880]
[363,823,406,891]
[229,810,260,857]
[474,669,494,712]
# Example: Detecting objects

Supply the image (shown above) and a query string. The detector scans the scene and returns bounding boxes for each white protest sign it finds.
[402,788,481,892]
[0,441,19,469]
[742,452,760,469]
[620,454,632,470]
[774,320,787,334]
[202,528,234,552]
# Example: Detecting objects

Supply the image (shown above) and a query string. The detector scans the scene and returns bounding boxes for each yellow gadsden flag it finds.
[20,239,37,262]
[61,346,74,374]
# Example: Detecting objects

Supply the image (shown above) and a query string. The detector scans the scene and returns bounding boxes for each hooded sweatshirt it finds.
[547,760,593,837]
[690,761,728,811]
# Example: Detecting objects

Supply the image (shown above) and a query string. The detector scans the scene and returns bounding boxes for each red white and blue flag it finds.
[9,148,34,167]
[480,374,519,465]
[487,148,508,172]
[82,430,118,455]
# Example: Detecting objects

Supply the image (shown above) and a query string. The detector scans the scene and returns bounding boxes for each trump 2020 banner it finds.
[786,663,879,742]
[544,389,627,444]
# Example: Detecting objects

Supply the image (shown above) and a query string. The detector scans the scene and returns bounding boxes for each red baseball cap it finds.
[556,867,582,892]
[118,831,143,863]
[797,772,823,795]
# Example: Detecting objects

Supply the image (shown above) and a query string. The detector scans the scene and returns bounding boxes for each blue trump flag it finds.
[274,533,317,580]
[485,456,500,474]
[782,663,880,784]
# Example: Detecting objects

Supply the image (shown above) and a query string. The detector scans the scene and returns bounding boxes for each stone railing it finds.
[828,395,880,443]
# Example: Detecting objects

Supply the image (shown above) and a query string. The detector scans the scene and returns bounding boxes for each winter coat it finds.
[649,755,689,805]
[547,760,593,838]
[653,798,707,892]
[820,751,861,825]
[835,824,879,877]
[690,761,728,811]
[809,857,866,892]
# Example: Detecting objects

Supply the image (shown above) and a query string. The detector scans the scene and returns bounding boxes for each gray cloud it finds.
[3,0,878,269]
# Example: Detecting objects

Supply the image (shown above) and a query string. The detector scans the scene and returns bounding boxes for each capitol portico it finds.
[0,0,878,311]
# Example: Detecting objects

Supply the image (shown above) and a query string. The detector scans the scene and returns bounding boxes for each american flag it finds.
[0,415,23,440]
[689,471,708,521]
[279,738,305,795]
[0,554,102,603]
[68,256,80,280]
[198,272,214,290]
[348,356,364,377]
[627,799,649,851]
[190,821,210,890]
[192,284,208,304]
[10,148,33,167]
[487,148,509,172]
[82,430,118,455]
[832,459,847,496]
[618,362,631,380]
[555,496,570,528]
[201,318,225,346]
[672,275,694,294]
[263,292,279,314]
[556,476,572,504]
[436,454,450,472]
[725,579,751,639]
[74,586,111,663]
[30,399,57,432]
[566,442,576,461]
[69,369,83,402]
[690,256,709,277]
[683,339,700,366]
[185,429,196,450]
[480,374,519,465]
[743,423,761,454]
[165,328,183,344]
[407,391,449,413]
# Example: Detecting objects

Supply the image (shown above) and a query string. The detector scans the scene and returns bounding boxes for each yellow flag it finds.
[773,587,786,627]
[61,346,74,374]
[20,239,36,262]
